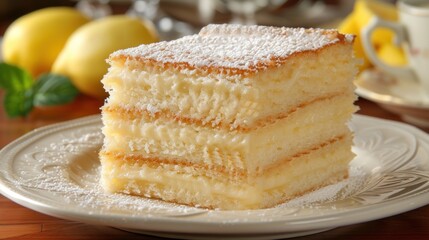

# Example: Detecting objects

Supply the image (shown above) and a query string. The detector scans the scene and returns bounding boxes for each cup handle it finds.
[361,16,416,81]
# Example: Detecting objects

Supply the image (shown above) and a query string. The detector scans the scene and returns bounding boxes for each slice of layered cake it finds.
[100,24,358,210]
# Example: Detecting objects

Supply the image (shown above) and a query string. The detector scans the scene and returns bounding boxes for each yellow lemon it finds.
[354,0,398,47]
[338,11,357,34]
[2,7,90,77]
[52,15,159,99]
[338,0,400,71]
[377,43,407,66]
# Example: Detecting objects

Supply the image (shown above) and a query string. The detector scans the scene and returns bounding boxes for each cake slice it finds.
[100,24,358,210]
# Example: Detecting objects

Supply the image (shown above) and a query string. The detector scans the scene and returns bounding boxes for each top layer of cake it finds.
[110,24,354,75]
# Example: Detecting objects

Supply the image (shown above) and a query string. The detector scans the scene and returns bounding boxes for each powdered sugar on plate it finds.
[279,166,368,209]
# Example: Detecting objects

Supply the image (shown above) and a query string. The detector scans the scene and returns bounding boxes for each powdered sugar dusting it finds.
[111,24,342,72]
[279,166,368,209]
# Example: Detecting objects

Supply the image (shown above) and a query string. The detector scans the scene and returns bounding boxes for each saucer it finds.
[355,68,429,127]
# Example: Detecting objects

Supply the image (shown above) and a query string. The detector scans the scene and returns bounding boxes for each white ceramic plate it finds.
[1,115,429,239]
[355,68,429,127]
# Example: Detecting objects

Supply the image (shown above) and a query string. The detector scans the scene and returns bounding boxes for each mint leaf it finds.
[0,62,33,91]
[33,73,79,106]
[4,89,34,117]
[0,63,79,118]
[0,62,35,117]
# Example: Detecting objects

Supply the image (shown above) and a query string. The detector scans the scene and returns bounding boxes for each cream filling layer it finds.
[102,93,356,171]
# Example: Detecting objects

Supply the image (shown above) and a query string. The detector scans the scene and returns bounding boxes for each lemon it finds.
[338,11,357,34]
[338,0,400,71]
[52,15,159,99]
[377,43,407,66]
[354,0,398,47]
[2,7,90,77]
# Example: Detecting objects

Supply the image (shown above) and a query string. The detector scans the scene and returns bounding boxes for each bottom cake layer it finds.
[100,135,354,210]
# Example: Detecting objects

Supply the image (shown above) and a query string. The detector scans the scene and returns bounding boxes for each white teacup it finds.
[362,0,429,94]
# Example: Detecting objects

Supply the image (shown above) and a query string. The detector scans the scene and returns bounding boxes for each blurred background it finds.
[0,0,359,38]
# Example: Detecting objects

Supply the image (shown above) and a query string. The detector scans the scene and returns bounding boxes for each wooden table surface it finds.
[0,90,429,240]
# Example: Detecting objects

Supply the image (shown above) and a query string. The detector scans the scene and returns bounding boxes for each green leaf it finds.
[0,64,79,118]
[4,89,34,117]
[33,73,79,106]
[0,62,33,91]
